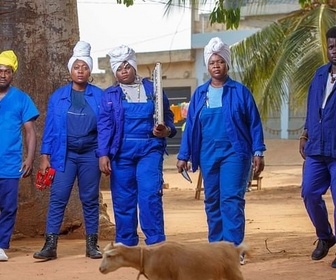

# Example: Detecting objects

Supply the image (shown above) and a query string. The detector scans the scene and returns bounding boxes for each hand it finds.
[253,156,264,177]
[176,160,188,173]
[20,159,34,178]
[39,155,51,175]
[153,124,170,138]
[99,156,111,176]
[299,138,307,160]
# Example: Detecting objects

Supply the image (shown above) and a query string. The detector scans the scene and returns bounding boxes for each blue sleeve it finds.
[97,89,116,157]
[40,92,57,155]
[163,90,177,138]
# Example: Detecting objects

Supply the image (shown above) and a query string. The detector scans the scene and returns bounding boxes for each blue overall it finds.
[0,179,19,249]
[46,90,101,235]
[110,98,165,246]
[199,105,250,246]
[302,156,336,240]
[301,63,336,241]
[0,86,39,249]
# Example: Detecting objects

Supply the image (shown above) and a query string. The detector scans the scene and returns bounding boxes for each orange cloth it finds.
[170,104,183,123]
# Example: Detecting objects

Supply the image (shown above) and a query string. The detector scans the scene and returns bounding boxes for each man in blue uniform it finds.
[299,26,336,269]
[0,50,39,261]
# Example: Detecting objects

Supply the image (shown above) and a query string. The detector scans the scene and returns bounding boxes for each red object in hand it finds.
[35,168,56,190]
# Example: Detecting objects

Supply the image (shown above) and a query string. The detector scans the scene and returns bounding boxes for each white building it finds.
[93,0,303,153]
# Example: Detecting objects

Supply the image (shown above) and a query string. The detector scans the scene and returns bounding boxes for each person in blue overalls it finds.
[176,37,265,265]
[299,26,336,268]
[33,41,104,261]
[0,50,39,261]
[97,45,176,246]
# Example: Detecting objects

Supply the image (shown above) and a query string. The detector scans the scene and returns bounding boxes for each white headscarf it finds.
[67,41,93,73]
[108,45,137,76]
[204,37,231,69]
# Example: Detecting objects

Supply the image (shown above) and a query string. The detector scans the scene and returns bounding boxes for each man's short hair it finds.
[326,26,336,39]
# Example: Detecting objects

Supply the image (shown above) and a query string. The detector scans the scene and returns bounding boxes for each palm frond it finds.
[231,4,336,120]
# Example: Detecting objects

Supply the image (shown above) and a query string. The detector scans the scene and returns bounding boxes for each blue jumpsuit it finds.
[301,62,336,241]
[178,78,265,246]
[97,78,176,246]
[200,98,250,245]
[41,83,103,235]
[112,100,166,245]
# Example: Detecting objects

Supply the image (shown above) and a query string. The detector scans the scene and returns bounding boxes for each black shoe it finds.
[33,234,58,261]
[86,234,102,259]
[311,237,336,260]
[331,257,336,268]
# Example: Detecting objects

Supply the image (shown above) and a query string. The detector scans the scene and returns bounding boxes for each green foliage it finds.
[209,5,241,29]
[231,4,336,120]
[116,0,134,7]
[299,0,312,7]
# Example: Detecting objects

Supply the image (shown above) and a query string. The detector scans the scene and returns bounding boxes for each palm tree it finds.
[231,2,336,119]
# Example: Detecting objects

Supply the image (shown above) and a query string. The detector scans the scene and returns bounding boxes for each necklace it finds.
[331,71,336,84]
[121,83,141,102]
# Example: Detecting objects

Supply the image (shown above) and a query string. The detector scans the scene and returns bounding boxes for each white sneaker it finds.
[0,248,9,261]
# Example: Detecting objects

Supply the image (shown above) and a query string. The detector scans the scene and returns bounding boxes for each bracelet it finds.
[299,136,308,140]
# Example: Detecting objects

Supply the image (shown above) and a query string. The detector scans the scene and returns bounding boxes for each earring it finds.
[88,76,93,83]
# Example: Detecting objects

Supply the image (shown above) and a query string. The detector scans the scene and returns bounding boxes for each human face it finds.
[0,65,14,93]
[208,54,228,81]
[70,60,91,90]
[115,62,136,84]
[327,38,336,65]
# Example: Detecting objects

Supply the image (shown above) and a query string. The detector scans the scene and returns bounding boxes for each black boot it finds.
[33,234,58,260]
[86,233,102,259]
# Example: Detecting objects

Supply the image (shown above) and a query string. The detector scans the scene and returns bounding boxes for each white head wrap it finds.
[204,37,231,69]
[67,41,93,73]
[108,45,137,76]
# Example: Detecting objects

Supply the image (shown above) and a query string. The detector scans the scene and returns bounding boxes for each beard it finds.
[0,81,11,92]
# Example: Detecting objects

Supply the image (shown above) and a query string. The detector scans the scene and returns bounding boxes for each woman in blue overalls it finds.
[177,37,265,264]
[97,45,176,246]
[33,41,103,261]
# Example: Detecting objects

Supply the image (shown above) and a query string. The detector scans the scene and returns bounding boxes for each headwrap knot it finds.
[204,37,231,69]
[0,50,18,72]
[67,41,93,73]
[108,45,137,76]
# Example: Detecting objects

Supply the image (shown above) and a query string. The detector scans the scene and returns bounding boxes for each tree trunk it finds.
[0,0,114,240]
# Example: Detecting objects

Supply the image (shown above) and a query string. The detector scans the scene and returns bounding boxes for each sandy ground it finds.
[1,139,336,279]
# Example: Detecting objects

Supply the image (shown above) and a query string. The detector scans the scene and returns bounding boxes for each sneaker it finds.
[0,248,8,261]
[332,257,336,268]
[311,236,336,260]
[240,253,245,265]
